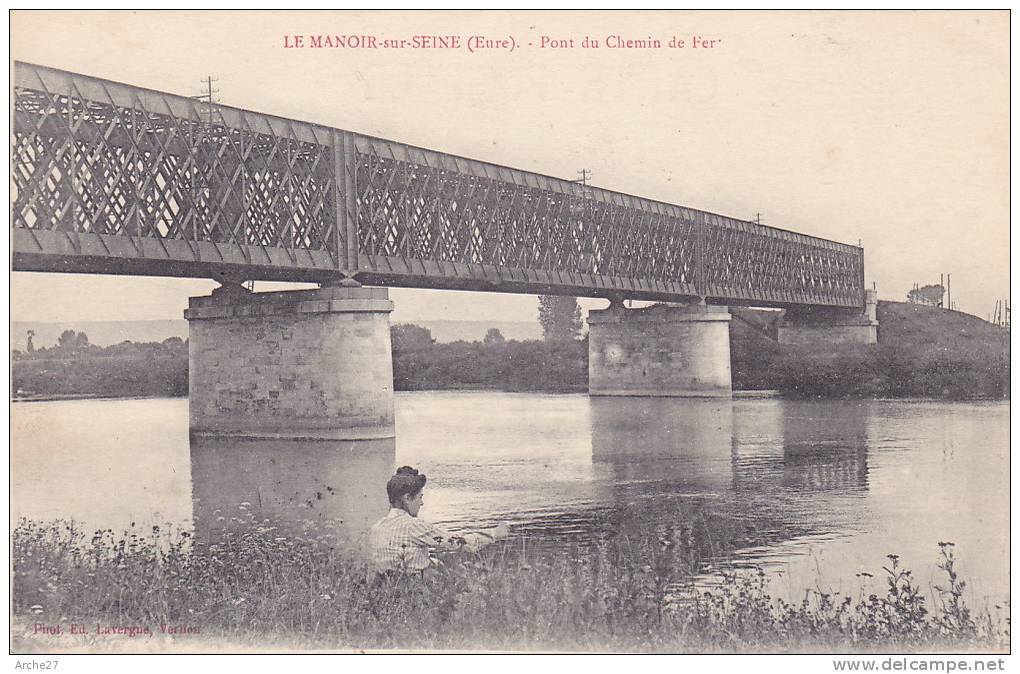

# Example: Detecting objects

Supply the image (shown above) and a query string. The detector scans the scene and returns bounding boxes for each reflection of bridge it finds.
[184,397,870,550]
[13,62,878,439]
[586,397,870,566]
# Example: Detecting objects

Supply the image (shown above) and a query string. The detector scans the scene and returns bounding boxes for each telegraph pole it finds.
[193,76,219,103]
[993,299,1010,328]
[574,169,592,186]
[191,76,219,124]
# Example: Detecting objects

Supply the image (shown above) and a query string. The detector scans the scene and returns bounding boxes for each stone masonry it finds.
[588,303,733,397]
[777,289,878,347]
[185,285,394,440]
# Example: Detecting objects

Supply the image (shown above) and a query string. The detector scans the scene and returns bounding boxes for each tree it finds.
[483,328,506,345]
[538,295,583,341]
[57,329,77,349]
[162,336,185,349]
[907,284,945,307]
[56,329,90,351]
[391,324,435,351]
[26,330,34,353]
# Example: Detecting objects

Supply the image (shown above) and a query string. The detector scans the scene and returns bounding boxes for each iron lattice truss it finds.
[12,62,864,308]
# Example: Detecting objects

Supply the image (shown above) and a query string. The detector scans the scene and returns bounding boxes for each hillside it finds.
[768,301,1009,399]
[876,301,1009,352]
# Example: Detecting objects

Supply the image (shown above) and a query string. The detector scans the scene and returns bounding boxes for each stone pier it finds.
[184,285,395,440]
[777,289,878,347]
[587,303,733,397]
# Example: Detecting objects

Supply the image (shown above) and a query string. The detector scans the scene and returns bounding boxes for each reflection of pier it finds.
[589,396,734,493]
[190,437,394,549]
[730,400,785,493]
[730,400,870,494]
[584,397,874,566]
[781,401,870,493]
[587,396,736,559]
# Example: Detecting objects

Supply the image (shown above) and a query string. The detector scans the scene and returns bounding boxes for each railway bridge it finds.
[12,62,877,440]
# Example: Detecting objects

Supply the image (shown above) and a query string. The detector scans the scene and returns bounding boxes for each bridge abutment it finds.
[185,286,395,440]
[588,304,733,397]
[777,289,878,347]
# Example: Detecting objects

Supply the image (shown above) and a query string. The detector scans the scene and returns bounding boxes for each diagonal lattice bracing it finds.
[13,62,864,308]
[13,64,340,277]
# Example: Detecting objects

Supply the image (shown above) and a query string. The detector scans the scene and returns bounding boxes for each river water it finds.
[10,393,1009,606]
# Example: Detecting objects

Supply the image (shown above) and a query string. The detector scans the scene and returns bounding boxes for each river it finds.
[10,393,1009,606]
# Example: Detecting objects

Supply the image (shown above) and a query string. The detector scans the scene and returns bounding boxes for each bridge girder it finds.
[12,61,866,310]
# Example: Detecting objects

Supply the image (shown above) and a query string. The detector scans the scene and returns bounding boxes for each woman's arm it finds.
[414,520,511,553]
[453,522,511,552]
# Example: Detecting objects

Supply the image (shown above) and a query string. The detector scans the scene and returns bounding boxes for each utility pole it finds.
[940,274,945,308]
[994,299,1011,328]
[946,273,951,312]
[752,213,763,225]
[190,76,219,124]
[574,169,592,186]
[193,76,219,103]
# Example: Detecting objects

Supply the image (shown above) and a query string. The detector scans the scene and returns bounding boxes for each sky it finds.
[9,10,1010,324]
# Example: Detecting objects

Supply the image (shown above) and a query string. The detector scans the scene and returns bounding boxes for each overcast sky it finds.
[10,10,1009,323]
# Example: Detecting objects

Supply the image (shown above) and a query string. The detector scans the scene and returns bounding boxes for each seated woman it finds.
[368,466,509,578]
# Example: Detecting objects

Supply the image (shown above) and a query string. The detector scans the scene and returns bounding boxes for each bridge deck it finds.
[12,62,864,308]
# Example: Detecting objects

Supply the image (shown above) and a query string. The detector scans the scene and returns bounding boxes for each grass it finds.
[11,519,1010,653]
[767,302,1010,400]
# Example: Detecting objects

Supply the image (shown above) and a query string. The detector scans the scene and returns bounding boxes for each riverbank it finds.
[11,519,1009,653]
[11,301,1009,400]
[11,393,166,403]
[12,340,188,399]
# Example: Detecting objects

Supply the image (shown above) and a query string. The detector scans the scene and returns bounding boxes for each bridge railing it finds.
[12,61,864,308]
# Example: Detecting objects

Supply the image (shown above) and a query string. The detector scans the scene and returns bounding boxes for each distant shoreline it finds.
[11,302,1011,403]
[12,390,1009,405]
[11,393,178,403]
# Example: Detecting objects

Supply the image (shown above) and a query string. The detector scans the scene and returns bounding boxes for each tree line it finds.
[12,333,189,399]
[10,297,1009,401]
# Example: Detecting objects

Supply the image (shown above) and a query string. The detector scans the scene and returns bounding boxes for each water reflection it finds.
[724,401,875,591]
[589,396,734,493]
[587,397,874,570]
[10,395,1009,604]
[587,397,741,562]
[780,401,870,493]
[395,392,599,536]
[190,436,395,549]
[729,400,784,493]
[728,400,871,495]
